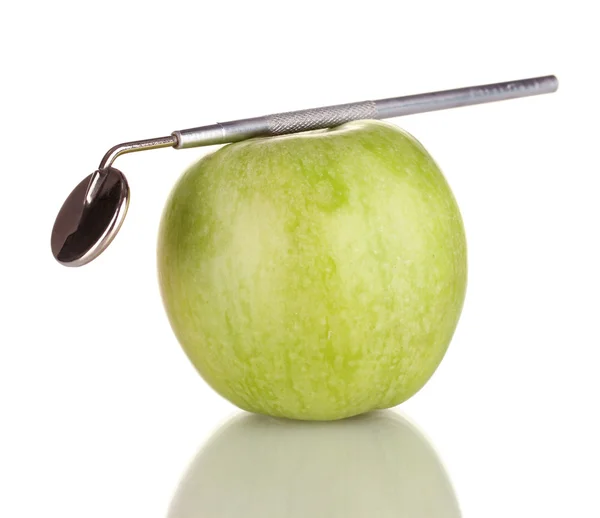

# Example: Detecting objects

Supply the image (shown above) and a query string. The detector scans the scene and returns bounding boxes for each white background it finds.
[1,1,598,517]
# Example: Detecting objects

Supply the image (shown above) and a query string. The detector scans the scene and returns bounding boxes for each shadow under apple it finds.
[168,410,460,518]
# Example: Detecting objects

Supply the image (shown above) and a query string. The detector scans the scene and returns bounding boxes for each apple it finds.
[167,411,460,518]
[157,120,467,420]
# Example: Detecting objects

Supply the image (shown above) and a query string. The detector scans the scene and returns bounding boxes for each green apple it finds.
[168,411,460,518]
[158,120,467,420]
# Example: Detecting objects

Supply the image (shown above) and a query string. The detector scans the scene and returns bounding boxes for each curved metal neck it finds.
[98,135,178,170]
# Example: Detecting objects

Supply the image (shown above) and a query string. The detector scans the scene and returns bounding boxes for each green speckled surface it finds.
[157,120,467,420]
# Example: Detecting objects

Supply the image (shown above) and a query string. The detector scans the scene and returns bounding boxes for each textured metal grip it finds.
[267,101,378,135]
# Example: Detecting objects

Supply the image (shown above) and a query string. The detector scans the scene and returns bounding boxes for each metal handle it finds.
[99,75,558,168]
[172,75,558,150]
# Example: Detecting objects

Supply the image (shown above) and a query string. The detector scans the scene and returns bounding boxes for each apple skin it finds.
[157,120,467,420]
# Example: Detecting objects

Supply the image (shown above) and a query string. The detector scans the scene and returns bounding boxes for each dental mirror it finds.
[51,75,559,266]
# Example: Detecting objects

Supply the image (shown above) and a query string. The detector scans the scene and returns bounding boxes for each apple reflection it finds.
[168,411,460,518]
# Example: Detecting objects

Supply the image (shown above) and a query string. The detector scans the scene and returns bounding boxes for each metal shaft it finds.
[99,135,177,170]
[100,75,558,168]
